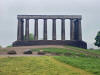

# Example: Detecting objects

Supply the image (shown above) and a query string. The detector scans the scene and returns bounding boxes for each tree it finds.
[24,33,34,40]
[29,33,34,40]
[94,31,100,47]
[7,45,12,48]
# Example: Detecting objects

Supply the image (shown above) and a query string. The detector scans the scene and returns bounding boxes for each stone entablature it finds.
[17,15,82,19]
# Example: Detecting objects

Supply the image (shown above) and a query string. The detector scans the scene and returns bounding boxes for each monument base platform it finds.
[13,40,87,49]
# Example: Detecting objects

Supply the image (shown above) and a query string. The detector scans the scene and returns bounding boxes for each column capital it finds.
[44,18,47,20]
[35,18,38,20]
[18,18,23,20]
[77,19,81,21]
[61,18,65,20]
[78,18,82,20]
[26,18,30,20]
[52,18,56,20]
[70,18,76,20]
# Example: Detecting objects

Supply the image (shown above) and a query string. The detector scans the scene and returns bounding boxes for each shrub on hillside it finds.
[95,31,100,47]
[7,45,12,48]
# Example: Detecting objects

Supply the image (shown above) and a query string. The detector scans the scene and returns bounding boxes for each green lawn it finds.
[32,47,100,75]
[87,49,100,55]
[0,56,92,75]
[54,56,100,75]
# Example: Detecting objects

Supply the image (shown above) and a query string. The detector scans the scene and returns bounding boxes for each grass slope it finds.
[54,56,100,75]
[0,56,92,75]
[32,47,100,75]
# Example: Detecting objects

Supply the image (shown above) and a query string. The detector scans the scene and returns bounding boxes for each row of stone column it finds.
[17,18,82,41]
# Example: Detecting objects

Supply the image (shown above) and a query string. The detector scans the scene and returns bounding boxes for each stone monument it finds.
[13,15,87,49]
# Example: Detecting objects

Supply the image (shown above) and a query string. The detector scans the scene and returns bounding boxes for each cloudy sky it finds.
[0,0,100,48]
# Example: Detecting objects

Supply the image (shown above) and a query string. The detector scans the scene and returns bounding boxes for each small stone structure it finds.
[13,15,87,49]
[8,50,16,54]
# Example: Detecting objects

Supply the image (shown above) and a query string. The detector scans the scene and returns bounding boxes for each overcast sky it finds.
[0,0,100,48]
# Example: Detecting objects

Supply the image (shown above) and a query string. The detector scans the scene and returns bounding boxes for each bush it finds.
[24,33,34,40]
[7,45,12,48]
[95,31,100,47]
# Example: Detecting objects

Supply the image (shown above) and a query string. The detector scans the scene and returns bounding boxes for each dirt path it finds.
[0,45,65,54]
[0,45,100,58]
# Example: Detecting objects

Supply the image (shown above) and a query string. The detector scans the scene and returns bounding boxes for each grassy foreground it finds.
[0,56,92,75]
[32,47,100,75]
[0,46,100,75]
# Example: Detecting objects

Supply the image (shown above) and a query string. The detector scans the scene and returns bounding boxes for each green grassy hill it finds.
[0,46,100,75]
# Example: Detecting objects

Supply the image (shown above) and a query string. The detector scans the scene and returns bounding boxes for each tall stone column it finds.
[17,18,21,41]
[25,19,29,40]
[73,19,82,41]
[70,19,75,40]
[43,19,47,40]
[78,19,82,40]
[52,19,56,40]
[61,19,65,40]
[17,18,24,41]
[34,19,38,40]
[21,19,24,41]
